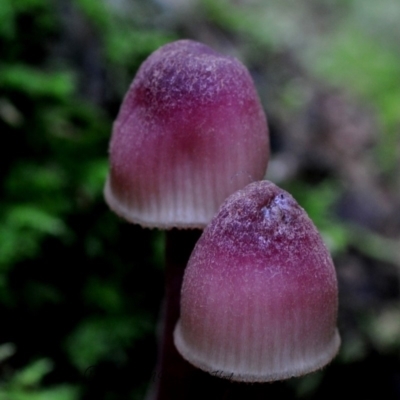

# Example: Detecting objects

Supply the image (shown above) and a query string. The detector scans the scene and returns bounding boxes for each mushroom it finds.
[103,40,269,398]
[174,180,340,382]
[104,39,269,229]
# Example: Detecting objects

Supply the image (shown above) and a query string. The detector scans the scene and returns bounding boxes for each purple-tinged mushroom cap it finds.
[104,39,269,229]
[174,180,340,381]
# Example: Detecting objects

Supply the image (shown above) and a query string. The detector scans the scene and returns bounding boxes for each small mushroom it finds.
[174,180,340,382]
[104,39,269,229]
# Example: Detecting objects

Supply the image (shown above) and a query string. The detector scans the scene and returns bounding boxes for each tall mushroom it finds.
[104,40,269,398]
[175,180,340,382]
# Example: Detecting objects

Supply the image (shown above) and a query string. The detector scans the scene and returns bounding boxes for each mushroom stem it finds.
[148,229,201,400]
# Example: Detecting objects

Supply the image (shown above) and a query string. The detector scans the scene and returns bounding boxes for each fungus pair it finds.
[104,39,339,390]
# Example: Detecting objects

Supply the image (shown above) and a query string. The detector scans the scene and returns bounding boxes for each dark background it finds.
[1,0,400,399]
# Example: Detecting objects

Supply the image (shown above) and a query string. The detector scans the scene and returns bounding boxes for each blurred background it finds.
[0,0,400,399]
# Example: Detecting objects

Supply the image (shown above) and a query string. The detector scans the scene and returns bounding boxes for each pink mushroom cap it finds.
[105,40,269,229]
[174,180,340,381]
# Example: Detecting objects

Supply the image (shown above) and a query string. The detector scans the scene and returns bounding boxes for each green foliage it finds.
[0,348,79,400]
[106,28,173,67]
[308,27,400,169]
[0,0,15,38]
[66,315,151,372]
[1,386,79,400]
[0,204,68,267]
[0,0,52,39]
[0,65,75,99]
[74,0,175,75]
[0,0,166,398]
[202,0,277,48]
